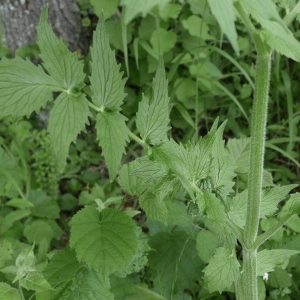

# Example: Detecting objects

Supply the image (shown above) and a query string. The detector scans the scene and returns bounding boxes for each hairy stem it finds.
[235,3,272,299]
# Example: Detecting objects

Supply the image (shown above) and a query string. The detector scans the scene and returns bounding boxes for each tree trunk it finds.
[0,0,81,53]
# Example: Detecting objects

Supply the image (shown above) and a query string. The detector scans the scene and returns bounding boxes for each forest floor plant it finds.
[1,1,300,300]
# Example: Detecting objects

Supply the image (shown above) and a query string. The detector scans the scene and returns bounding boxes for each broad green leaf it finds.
[261,218,283,242]
[114,226,150,277]
[174,78,197,103]
[20,271,55,292]
[182,16,213,40]
[70,207,138,276]
[166,201,193,228]
[23,221,54,255]
[58,268,114,300]
[13,244,36,283]
[150,28,177,54]
[204,193,226,230]
[118,161,146,196]
[0,283,20,300]
[121,0,171,24]
[227,138,250,174]
[111,276,167,300]
[208,0,239,54]
[139,192,168,224]
[203,247,240,293]
[0,240,13,268]
[90,15,127,110]
[229,185,297,229]
[43,248,81,288]
[196,230,219,263]
[89,0,119,19]
[268,268,292,288]
[136,57,170,145]
[257,249,299,276]
[240,0,300,62]
[260,184,297,218]
[96,111,129,180]
[48,93,89,170]
[29,190,60,219]
[37,6,85,90]
[0,57,56,118]
[148,231,204,298]
[283,192,300,215]
[131,157,168,184]
[159,3,181,21]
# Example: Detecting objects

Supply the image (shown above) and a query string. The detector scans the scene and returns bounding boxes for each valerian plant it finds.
[1,1,300,300]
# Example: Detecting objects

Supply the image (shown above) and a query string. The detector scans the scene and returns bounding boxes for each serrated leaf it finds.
[283,193,300,215]
[166,201,193,228]
[121,0,170,24]
[114,226,150,277]
[227,138,250,174]
[150,28,177,54]
[203,247,240,293]
[48,93,89,170]
[159,3,181,21]
[70,207,138,276]
[90,15,127,110]
[43,248,81,288]
[0,283,20,300]
[260,184,297,218]
[196,230,219,263]
[204,193,226,230]
[57,268,114,300]
[118,161,146,196]
[0,57,56,118]
[20,271,55,292]
[208,0,239,54]
[13,244,36,283]
[148,231,204,298]
[240,0,300,62]
[228,185,297,229]
[257,249,299,276]
[37,6,85,90]
[139,192,168,224]
[136,57,170,145]
[96,111,129,180]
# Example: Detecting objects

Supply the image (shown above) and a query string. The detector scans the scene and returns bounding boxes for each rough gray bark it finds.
[0,0,81,52]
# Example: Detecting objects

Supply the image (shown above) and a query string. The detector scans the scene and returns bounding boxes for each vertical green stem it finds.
[234,3,272,299]
[244,55,271,247]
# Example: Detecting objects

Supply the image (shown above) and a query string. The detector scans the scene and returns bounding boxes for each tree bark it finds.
[0,0,81,52]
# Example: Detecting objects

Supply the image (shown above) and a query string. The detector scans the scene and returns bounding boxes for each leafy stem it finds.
[128,131,152,151]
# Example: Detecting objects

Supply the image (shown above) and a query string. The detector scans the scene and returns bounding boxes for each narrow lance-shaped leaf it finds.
[48,93,90,170]
[96,111,129,180]
[90,14,127,111]
[0,57,57,118]
[136,57,171,145]
[208,0,239,55]
[37,5,85,90]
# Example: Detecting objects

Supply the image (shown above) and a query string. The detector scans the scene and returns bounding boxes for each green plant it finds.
[1,1,300,299]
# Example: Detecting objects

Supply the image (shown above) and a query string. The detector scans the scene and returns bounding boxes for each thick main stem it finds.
[243,52,271,299]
